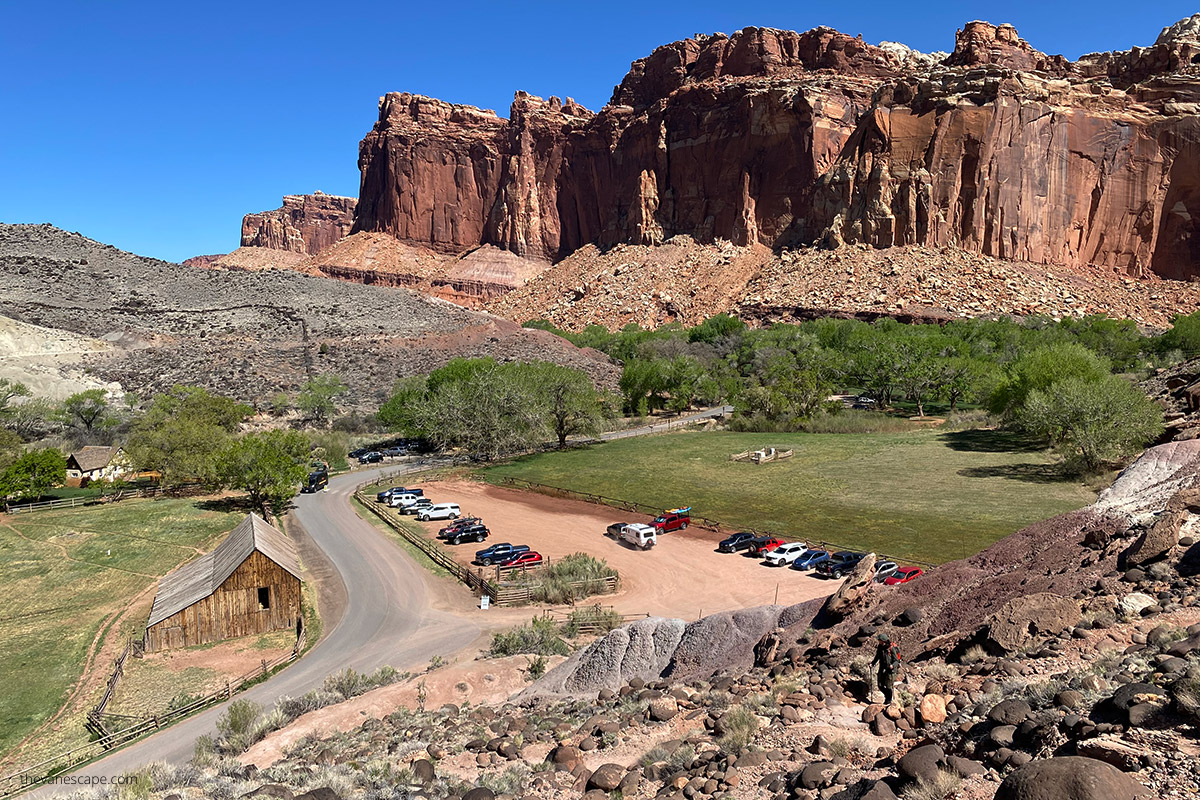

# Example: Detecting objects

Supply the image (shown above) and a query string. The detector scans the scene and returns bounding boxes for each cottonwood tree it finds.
[530,363,608,447]
[0,449,66,502]
[126,386,252,486]
[59,389,117,436]
[0,379,31,419]
[295,375,348,427]
[218,429,310,511]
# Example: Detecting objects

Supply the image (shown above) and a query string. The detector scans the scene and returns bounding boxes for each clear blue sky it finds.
[0,0,1193,262]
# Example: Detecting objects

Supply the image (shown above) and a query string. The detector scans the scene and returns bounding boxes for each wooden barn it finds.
[144,514,303,652]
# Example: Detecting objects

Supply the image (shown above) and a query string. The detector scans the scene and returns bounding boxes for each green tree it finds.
[59,389,116,435]
[377,376,430,437]
[688,313,747,344]
[0,429,22,473]
[0,448,66,501]
[126,386,252,486]
[3,398,61,441]
[1020,375,1164,472]
[413,362,548,459]
[530,363,608,446]
[218,430,310,510]
[0,379,31,419]
[988,343,1110,418]
[618,359,667,415]
[295,375,348,427]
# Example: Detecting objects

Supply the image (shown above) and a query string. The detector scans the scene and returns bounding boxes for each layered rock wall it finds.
[242,192,357,255]
[353,18,1200,279]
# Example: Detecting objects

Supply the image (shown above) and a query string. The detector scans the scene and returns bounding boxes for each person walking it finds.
[873,633,902,704]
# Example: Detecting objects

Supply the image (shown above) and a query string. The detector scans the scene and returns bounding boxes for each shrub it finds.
[526,654,548,680]
[640,745,671,768]
[903,768,962,800]
[515,553,619,604]
[716,706,759,753]
[922,662,959,683]
[959,645,988,665]
[489,616,569,657]
[216,699,260,753]
[562,605,624,637]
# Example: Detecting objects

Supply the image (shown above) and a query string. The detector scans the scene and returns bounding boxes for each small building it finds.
[65,446,131,487]
[144,514,303,652]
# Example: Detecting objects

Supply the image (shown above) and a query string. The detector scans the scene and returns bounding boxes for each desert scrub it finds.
[640,745,672,768]
[562,604,624,636]
[489,616,569,657]
[526,654,548,680]
[903,768,962,800]
[921,662,959,683]
[958,645,988,665]
[514,553,620,604]
[716,706,759,753]
[216,699,262,753]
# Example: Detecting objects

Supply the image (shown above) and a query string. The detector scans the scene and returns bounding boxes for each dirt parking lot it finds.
[397,480,840,620]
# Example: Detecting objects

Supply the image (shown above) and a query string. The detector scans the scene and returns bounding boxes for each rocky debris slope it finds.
[1144,357,1200,442]
[0,224,617,406]
[241,192,357,255]
[355,17,1200,282]
[488,238,1200,331]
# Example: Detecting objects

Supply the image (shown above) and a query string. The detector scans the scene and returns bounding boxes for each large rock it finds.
[355,21,1200,280]
[987,593,1080,652]
[819,553,878,621]
[1123,510,1184,565]
[241,192,356,255]
[896,743,945,785]
[587,764,626,792]
[994,757,1149,800]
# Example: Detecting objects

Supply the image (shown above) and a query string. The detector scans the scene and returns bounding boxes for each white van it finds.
[388,493,420,508]
[417,502,460,521]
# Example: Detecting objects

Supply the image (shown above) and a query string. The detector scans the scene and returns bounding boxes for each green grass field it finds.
[0,499,243,763]
[481,429,1098,565]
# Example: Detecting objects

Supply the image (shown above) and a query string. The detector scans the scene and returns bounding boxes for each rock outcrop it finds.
[354,17,1200,280]
[242,192,357,255]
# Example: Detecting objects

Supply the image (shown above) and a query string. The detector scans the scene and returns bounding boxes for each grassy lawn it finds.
[480,428,1097,565]
[0,499,244,762]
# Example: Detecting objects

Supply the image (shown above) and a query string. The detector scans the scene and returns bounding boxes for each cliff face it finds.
[242,192,357,255]
[354,17,1200,279]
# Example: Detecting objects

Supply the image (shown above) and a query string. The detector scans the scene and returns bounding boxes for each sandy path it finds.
[404,480,837,620]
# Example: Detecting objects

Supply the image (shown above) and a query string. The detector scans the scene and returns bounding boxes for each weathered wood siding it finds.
[145,551,301,652]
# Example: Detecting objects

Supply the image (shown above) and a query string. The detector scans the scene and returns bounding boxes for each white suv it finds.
[763,541,809,567]
[417,503,461,521]
[388,493,420,508]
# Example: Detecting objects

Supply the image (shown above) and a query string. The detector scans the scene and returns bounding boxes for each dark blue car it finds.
[474,542,529,566]
[791,549,831,571]
[718,532,758,553]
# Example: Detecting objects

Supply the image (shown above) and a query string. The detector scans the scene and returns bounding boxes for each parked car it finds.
[791,549,831,571]
[438,517,481,536]
[382,446,407,457]
[400,498,434,515]
[884,566,924,585]
[300,469,328,493]
[499,551,543,569]
[440,521,488,544]
[763,541,810,567]
[652,507,691,533]
[387,493,421,509]
[874,561,899,583]
[717,532,758,553]
[817,551,867,578]
[349,448,368,460]
[358,451,383,464]
[418,502,461,521]
[378,487,423,502]
[749,536,784,556]
[474,542,529,566]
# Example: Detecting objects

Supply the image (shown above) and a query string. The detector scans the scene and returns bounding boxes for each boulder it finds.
[994,757,1149,799]
[1124,510,1183,566]
[461,789,496,800]
[1076,736,1148,771]
[411,759,435,784]
[832,780,900,800]
[988,699,1032,726]
[820,553,878,620]
[987,593,1080,652]
[241,786,294,800]
[896,743,945,785]
[649,697,679,721]
[918,694,947,725]
[798,761,838,790]
[1118,593,1156,617]
[587,764,626,792]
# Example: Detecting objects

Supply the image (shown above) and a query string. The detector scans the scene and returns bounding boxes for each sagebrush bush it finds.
[903,768,962,800]
[716,706,759,753]
[489,616,569,657]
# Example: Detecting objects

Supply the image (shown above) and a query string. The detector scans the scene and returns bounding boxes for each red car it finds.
[884,566,924,585]
[653,507,691,533]
[750,536,783,556]
[499,551,544,569]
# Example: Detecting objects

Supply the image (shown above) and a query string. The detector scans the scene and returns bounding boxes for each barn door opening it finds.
[258,587,271,610]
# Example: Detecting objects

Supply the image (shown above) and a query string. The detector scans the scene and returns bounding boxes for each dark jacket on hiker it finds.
[873,636,902,702]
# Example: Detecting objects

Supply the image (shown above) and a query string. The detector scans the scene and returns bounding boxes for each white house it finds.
[65,446,131,487]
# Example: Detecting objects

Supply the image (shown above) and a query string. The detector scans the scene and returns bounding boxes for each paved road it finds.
[35,462,480,795]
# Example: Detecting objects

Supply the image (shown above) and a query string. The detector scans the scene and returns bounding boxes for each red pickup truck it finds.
[652,507,691,533]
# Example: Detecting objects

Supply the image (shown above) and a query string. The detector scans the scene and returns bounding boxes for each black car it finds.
[474,542,529,566]
[358,451,383,464]
[349,448,368,459]
[718,532,758,553]
[300,470,328,494]
[440,522,489,545]
[438,517,481,537]
[400,498,434,515]
[816,551,867,578]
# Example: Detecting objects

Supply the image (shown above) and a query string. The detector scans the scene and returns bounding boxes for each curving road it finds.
[36,462,481,796]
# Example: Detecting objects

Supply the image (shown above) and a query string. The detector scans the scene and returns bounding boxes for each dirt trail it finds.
[407,480,838,620]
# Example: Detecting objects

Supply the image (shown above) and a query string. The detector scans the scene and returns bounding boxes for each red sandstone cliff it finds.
[353,17,1200,279]
[242,192,357,255]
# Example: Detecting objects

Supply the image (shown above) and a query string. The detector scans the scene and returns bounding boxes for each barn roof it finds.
[67,446,121,472]
[147,514,303,628]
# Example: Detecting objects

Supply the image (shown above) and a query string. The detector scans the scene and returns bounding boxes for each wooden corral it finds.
[144,514,303,652]
[729,447,795,464]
